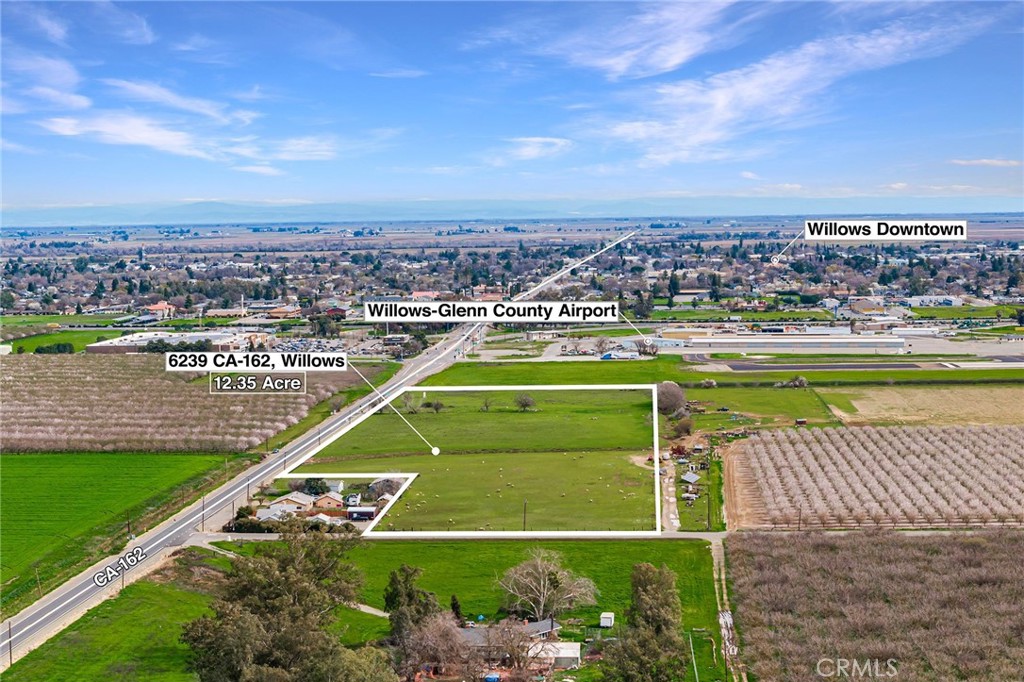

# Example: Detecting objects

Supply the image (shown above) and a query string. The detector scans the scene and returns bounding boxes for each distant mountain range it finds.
[3,196,1021,228]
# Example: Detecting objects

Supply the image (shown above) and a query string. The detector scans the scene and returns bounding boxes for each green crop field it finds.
[6,330,119,353]
[0,453,228,614]
[301,389,656,531]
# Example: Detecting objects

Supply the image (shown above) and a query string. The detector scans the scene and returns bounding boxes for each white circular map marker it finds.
[770,256,780,264]
[643,337,654,346]
[431,447,441,456]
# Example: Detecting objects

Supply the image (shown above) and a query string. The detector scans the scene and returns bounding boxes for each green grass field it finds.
[910,305,1023,319]
[313,389,654,458]
[688,387,837,426]
[3,580,209,682]
[0,314,122,327]
[645,309,834,321]
[6,330,120,353]
[424,358,1024,387]
[0,453,229,614]
[302,389,656,531]
[221,539,726,679]
[299,450,655,531]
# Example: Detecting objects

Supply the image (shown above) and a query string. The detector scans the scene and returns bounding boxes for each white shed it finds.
[600,612,615,628]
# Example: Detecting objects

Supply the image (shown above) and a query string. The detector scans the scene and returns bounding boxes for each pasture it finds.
[299,450,655,531]
[0,453,226,614]
[312,389,654,458]
[302,389,656,531]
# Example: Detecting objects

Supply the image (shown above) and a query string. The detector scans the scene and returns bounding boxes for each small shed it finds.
[600,612,615,628]
[681,472,701,485]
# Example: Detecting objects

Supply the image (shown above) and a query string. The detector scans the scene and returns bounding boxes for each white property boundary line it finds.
[278,383,662,538]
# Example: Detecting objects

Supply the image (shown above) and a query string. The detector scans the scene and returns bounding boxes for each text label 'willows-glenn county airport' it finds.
[804,220,967,242]
[364,301,619,323]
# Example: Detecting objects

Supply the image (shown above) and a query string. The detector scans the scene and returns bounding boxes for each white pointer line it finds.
[349,362,440,456]
[619,311,653,345]
[512,230,639,302]
[772,232,802,263]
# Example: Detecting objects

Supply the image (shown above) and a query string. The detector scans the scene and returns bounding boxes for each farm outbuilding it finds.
[681,472,701,485]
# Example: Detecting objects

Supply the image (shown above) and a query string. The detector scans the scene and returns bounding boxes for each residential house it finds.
[313,492,346,510]
[269,491,314,514]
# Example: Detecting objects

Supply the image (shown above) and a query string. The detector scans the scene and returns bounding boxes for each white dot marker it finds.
[770,256,780,264]
[431,447,441,456]
[642,337,654,346]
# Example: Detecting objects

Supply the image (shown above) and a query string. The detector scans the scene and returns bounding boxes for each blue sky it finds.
[2,1,1022,215]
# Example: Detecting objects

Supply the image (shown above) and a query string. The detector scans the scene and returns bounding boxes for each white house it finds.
[529,641,581,669]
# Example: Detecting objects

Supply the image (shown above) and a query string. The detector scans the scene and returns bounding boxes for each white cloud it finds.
[949,158,1021,167]
[1,138,39,154]
[101,79,255,125]
[547,3,740,80]
[492,137,573,165]
[92,0,156,45]
[604,16,995,165]
[740,171,760,180]
[38,112,213,159]
[233,165,284,176]
[231,85,270,102]
[26,86,91,110]
[885,182,910,191]
[273,136,338,161]
[465,3,751,80]
[369,68,429,79]
[5,3,69,45]
[5,54,81,91]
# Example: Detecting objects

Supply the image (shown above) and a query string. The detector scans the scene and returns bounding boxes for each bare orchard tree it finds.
[594,336,611,355]
[480,396,493,412]
[569,337,583,353]
[498,548,597,620]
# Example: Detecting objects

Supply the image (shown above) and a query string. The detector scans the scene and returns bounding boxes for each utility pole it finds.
[522,499,528,532]
[707,485,712,531]
[34,567,42,599]
[126,511,132,538]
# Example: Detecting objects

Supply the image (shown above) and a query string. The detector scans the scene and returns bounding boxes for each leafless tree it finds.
[498,548,597,620]
[594,336,612,355]
[402,612,477,680]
